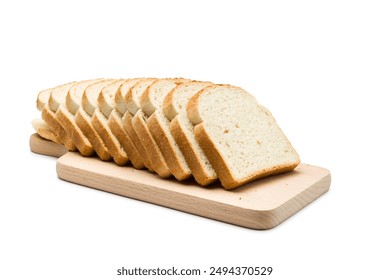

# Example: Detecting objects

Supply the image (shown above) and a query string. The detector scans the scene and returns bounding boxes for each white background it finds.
[1,0,389,279]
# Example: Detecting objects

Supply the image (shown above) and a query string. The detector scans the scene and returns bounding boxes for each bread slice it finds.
[86,79,131,165]
[187,85,300,189]
[56,79,104,156]
[163,81,217,186]
[126,78,171,177]
[31,118,61,144]
[98,78,144,169]
[36,88,52,111]
[113,78,153,171]
[74,79,115,161]
[41,81,78,151]
[141,78,192,181]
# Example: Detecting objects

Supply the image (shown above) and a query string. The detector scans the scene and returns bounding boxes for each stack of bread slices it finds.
[32,78,300,189]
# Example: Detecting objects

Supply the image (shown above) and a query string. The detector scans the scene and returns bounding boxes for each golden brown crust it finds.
[132,112,171,178]
[108,111,144,169]
[91,110,128,166]
[41,105,77,151]
[148,113,191,181]
[170,117,217,186]
[56,106,94,156]
[75,109,112,161]
[35,126,62,144]
[122,112,154,171]
[139,82,153,116]
[162,89,176,121]
[193,123,243,189]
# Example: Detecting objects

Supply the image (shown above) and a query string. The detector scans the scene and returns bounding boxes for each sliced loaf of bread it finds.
[141,78,192,181]
[74,79,114,161]
[187,85,300,189]
[127,78,171,178]
[163,81,217,186]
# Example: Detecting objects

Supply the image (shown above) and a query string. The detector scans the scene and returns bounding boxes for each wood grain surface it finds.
[30,133,331,229]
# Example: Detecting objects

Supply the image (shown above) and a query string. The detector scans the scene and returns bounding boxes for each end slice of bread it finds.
[187,85,300,189]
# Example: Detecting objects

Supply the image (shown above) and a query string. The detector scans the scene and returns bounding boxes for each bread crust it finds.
[194,123,298,189]
[122,111,153,171]
[162,89,176,121]
[108,110,144,169]
[170,117,217,186]
[187,84,235,125]
[32,119,62,144]
[148,113,191,181]
[188,84,301,189]
[132,111,171,178]
[41,105,77,151]
[75,109,112,161]
[91,110,128,166]
[56,106,94,156]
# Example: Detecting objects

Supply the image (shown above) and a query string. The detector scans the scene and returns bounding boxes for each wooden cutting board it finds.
[30,133,331,229]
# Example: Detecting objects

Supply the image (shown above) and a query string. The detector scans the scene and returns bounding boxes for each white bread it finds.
[187,85,300,189]
[74,79,114,161]
[141,78,191,181]
[88,79,129,165]
[56,79,104,156]
[98,79,144,169]
[163,81,217,185]
[127,78,171,177]
[41,81,78,151]
[33,78,300,189]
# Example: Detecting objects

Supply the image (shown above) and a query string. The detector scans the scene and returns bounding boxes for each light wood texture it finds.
[30,134,331,229]
[30,133,68,158]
